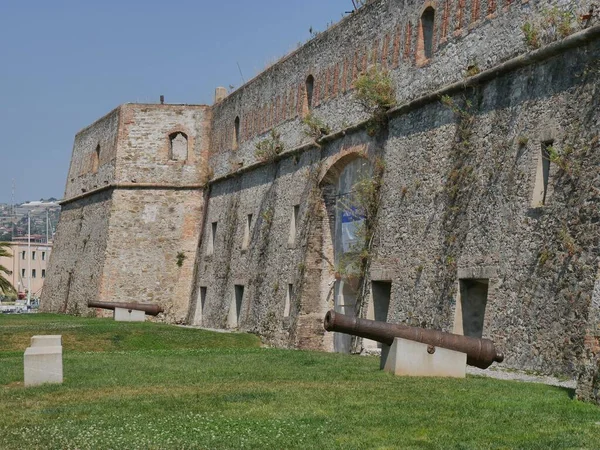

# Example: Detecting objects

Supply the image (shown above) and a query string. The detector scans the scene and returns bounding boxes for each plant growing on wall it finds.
[334,157,386,331]
[354,66,397,136]
[302,113,332,143]
[522,6,582,50]
[255,129,285,162]
[176,252,186,267]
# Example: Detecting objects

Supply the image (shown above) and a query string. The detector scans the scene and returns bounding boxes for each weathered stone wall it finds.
[64,108,120,198]
[208,0,597,180]
[45,0,600,404]
[192,31,600,379]
[40,191,112,314]
[100,188,204,323]
[43,104,210,320]
[115,104,209,185]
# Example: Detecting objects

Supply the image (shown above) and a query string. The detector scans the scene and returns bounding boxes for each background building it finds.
[0,241,53,300]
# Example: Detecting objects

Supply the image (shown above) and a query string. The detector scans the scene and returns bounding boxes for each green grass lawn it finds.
[1,314,599,449]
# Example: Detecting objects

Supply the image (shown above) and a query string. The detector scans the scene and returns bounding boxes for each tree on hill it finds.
[0,243,15,296]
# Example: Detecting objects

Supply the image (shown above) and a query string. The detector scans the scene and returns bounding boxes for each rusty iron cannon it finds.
[88,301,164,317]
[324,310,504,369]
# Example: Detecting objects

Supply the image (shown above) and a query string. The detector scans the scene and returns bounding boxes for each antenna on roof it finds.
[236,62,246,85]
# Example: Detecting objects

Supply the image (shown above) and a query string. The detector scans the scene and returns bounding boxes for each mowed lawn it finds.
[1,314,599,449]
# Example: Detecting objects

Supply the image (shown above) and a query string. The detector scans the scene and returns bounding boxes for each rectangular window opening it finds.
[288,204,300,247]
[541,141,553,205]
[532,140,554,207]
[228,285,245,328]
[457,279,489,338]
[196,286,207,324]
[42,252,46,261]
[32,269,36,278]
[32,251,36,260]
[365,281,392,349]
[207,221,217,255]
[21,269,25,278]
[22,251,26,260]
[42,269,46,278]
[242,214,252,250]
[284,284,293,318]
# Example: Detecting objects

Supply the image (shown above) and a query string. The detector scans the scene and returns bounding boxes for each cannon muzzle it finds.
[324,310,504,369]
[88,301,164,317]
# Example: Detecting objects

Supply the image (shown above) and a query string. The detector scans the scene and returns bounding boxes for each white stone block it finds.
[31,335,62,348]
[381,337,466,378]
[114,307,146,322]
[24,335,63,387]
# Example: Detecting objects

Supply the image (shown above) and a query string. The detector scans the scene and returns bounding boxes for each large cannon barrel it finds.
[88,301,164,317]
[324,310,504,369]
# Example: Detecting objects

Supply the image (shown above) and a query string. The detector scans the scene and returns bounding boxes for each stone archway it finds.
[319,153,372,353]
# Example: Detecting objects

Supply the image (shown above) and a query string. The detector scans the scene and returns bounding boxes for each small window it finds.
[42,269,46,278]
[233,116,240,150]
[242,214,252,250]
[284,284,293,318]
[418,7,435,63]
[32,269,36,278]
[22,251,26,260]
[288,204,300,247]
[196,286,207,324]
[301,75,315,117]
[169,132,189,161]
[305,75,315,112]
[42,252,46,261]
[92,144,100,173]
[227,285,245,328]
[21,269,25,278]
[207,221,217,256]
[32,251,36,261]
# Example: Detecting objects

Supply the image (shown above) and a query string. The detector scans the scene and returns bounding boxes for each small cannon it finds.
[88,301,164,317]
[324,310,504,369]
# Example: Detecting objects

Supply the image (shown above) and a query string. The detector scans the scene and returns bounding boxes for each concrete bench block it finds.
[24,335,63,387]
[114,307,146,322]
[381,337,466,378]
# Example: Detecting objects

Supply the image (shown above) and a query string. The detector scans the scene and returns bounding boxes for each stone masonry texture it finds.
[42,0,600,403]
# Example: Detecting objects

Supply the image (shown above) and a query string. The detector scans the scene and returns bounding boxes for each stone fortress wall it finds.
[42,0,600,402]
[43,104,210,322]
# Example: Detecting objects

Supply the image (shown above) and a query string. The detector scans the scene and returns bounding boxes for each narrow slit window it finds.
[242,214,252,250]
[301,74,315,118]
[532,140,554,207]
[233,116,240,150]
[284,284,293,318]
[228,285,245,328]
[541,141,553,205]
[197,286,207,324]
[305,75,314,112]
[419,7,435,61]
[92,144,100,173]
[288,204,300,247]
[32,251,36,261]
[207,221,217,255]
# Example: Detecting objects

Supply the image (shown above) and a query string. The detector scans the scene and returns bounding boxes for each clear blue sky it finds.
[0,0,352,204]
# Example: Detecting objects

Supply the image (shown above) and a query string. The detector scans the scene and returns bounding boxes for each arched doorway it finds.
[326,156,372,353]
